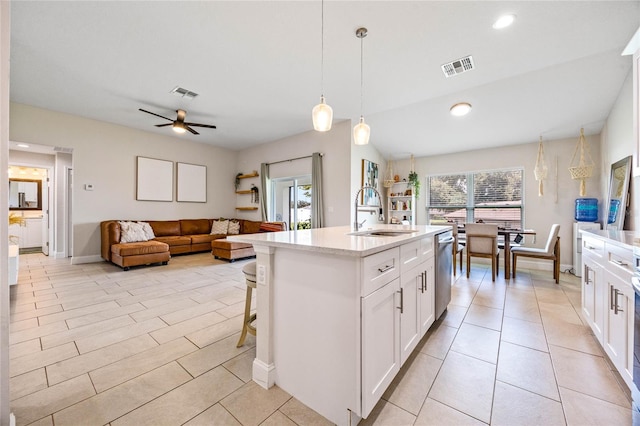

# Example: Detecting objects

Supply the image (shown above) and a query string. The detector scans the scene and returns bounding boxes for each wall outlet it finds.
[257,264,266,285]
[84,184,94,191]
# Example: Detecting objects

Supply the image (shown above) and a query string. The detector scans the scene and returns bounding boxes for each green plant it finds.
[235,172,243,190]
[408,171,420,199]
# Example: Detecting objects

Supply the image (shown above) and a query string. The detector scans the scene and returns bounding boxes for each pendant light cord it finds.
[320,0,324,97]
[359,32,364,115]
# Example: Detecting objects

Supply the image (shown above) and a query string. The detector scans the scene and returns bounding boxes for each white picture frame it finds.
[177,162,207,202]
[136,156,173,202]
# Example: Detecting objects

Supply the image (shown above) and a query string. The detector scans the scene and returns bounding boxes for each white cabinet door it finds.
[362,278,401,418]
[23,219,42,248]
[603,269,634,388]
[582,257,604,343]
[419,260,435,336]
[400,265,421,365]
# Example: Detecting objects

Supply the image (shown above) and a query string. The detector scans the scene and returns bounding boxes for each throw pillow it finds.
[139,222,155,240]
[228,220,240,235]
[210,219,230,235]
[119,221,148,243]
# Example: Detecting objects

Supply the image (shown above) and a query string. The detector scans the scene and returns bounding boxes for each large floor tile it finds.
[560,386,633,425]
[220,381,291,426]
[463,304,503,331]
[10,342,78,378]
[9,368,48,401]
[549,344,630,408]
[179,333,254,377]
[53,362,191,425]
[182,403,241,426]
[500,315,548,352]
[112,366,243,426]
[359,399,416,426]
[496,341,559,400]
[414,398,486,426]
[417,322,458,360]
[491,381,564,425]
[450,322,500,364]
[382,352,442,415]
[429,351,496,423]
[278,397,334,426]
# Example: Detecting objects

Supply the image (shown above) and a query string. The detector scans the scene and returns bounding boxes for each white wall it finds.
[10,103,239,261]
[601,71,636,230]
[237,119,353,227]
[351,133,387,228]
[0,2,9,424]
[407,135,602,270]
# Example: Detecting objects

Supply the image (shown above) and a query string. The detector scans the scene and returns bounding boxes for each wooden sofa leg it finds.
[123,266,130,271]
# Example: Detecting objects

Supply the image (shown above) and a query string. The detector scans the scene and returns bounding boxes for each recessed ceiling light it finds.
[450,102,472,117]
[17,143,29,148]
[493,14,516,29]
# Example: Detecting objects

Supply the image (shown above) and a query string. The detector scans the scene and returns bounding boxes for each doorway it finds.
[271,175,312,230]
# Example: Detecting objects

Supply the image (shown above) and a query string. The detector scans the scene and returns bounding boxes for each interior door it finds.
[41,171,50,255]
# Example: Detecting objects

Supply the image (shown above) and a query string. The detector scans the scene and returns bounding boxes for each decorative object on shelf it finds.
[9,212,26,245]
[250,184,260,203]
[568,128,594,196]
[353,27,370,145]
[312,0,333,132]
[534,135,548,197]
[383,159,395,188]
[407,155,420,199]
[235,172,243,190]
[361,159,379,205]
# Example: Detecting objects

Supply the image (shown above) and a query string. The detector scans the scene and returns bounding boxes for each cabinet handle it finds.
[614,289,624,314]
[420,272,425,293]
[378,264,394,273]
[611,259,629,267]
[585,245,595,250]
[610,286,615,311]
[397,288,404,314]
[423,271,427,292]
[584,266,591,284]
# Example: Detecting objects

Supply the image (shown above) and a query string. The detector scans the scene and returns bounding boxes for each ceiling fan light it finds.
[353,116,370,145]
[172,123,186,134]
[312,96,333,131]
[450,102,472,117]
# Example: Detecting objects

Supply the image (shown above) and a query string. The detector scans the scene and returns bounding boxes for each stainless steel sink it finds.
[348,229,417,237]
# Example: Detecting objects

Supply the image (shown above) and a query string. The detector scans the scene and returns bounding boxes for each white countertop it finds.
[580,229,640,250]
[228,224,452,257]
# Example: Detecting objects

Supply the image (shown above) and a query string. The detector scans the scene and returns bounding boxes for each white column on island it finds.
[252,244,276,389]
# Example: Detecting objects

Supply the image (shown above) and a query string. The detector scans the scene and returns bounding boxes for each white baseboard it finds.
[10,412,15,426]
[53,251,66,259]
[70,255,103,265]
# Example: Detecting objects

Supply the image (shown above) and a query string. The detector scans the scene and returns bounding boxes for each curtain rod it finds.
[266,152,324,166]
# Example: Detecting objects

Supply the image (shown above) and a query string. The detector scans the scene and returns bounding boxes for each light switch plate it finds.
[84,184,94,191]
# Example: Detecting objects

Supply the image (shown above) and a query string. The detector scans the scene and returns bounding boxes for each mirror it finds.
[605,156,632,230]
[8,179,42,210]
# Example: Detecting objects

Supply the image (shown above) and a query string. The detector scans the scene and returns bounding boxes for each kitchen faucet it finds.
[353,185,385,230]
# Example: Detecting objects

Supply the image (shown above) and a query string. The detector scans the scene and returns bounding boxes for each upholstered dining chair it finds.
[451,224,464,276]
[465,223,500,281]
[511,224,561,283]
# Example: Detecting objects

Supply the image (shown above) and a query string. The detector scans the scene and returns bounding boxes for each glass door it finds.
[271,175,312,230]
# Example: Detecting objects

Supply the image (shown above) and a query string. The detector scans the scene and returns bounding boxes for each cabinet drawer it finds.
[419,236,434,261]
[606,243,634,280]
[583,237,604,258]
[400,241,421,274]
[362,247,400,296]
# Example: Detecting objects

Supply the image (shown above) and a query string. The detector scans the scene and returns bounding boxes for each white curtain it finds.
[311,152,324,228]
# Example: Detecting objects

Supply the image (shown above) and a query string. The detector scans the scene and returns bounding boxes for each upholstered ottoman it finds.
[211,238,255,262]
[110,241,170,271]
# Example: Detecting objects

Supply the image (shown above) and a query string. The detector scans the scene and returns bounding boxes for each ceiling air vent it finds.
[170,86,199,100]
[54,146,74,153]
[441,55,475,78]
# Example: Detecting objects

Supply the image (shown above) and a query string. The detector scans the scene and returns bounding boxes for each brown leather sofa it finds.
[101,219,285,270]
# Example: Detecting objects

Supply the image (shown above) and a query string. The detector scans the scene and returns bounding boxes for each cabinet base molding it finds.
[252,358,275,389]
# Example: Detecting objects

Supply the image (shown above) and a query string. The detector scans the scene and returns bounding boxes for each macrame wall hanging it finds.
[568,128,594,196]
[534,136,548,197]
[383,159,395,188]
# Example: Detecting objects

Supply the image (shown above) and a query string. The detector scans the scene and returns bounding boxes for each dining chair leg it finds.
[459,251,463,273]
[512,254,517,279]
[466,251,471,278]
[453,252,457,276]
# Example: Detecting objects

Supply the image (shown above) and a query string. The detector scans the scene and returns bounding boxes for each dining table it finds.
[458,226,536,280]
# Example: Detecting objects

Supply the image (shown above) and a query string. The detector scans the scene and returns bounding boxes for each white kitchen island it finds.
[229,224,450,425]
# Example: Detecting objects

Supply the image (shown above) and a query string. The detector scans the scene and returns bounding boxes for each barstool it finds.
[237,261,257,348]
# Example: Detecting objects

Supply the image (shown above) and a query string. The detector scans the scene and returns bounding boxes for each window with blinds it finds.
[427,168,523,228]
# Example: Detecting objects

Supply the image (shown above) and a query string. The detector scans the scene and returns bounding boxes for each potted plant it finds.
[408,171,420,199]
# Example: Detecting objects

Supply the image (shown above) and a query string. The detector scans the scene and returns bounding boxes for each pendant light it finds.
[312,0,333,132]
[353,27,370,145]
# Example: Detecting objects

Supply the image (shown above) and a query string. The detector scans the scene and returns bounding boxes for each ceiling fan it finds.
[139,108,216,135]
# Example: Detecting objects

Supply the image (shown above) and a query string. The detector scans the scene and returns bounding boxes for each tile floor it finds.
[8,252,637,425]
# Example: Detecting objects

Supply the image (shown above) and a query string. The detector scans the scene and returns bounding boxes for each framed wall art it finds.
[177,162,207,202]
[361,159,380,206]
[136,156,173,202]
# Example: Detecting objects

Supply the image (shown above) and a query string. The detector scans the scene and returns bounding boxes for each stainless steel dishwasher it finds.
[435,230,454,320]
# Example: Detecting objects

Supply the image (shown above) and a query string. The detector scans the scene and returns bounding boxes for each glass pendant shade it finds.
[312,96,333,131]
[353,116,370,145]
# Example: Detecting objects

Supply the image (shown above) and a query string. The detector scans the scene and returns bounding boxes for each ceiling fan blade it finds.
[154,123,173,128]
[184,122,217,129]
[139,108,173,122]
[185,125,199,135]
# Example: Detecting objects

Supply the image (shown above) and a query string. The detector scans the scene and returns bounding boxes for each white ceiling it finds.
[9,1,640,159]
